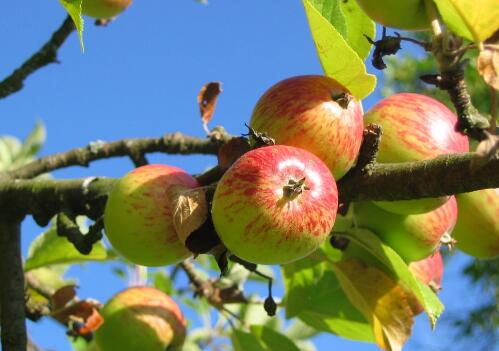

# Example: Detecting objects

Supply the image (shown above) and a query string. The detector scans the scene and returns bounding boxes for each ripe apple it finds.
[355,0,429,31]
[82,0,132,19]
[104,164,197,266]
[408,252,443,314]
[95,287,186,351]
[364,93,469,214]
[211,145,338,265]
[452,188,499,259]
[353,196,458,262]
[249,75,364,180]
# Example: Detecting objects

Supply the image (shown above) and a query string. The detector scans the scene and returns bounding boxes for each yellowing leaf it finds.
[171,186,209,243]
[477,30,499,90]
[444,0,499,42]
[333,259,414,351]
[303,0,376,99]
[59,0,85,52]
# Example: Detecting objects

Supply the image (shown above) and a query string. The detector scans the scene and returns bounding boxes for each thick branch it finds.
[5,132,229,180]
[0,216,26,351]
[0,16,75,99]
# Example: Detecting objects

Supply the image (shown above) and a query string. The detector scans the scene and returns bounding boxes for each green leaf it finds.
[24,221,111,271]
[231,326,301,351]
[433,0,473,41]
[339,0,376,60]
[336,228,444,327]
[59,0,85,52]
[20,121,46,159]
[308,0,347,38]
[152,270,175,295]
[0,136,22,170]
[282,257,374,342]
[303,0,376,99]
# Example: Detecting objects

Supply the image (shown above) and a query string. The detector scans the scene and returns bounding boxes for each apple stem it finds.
[282,177,309,199]
[331,92,352,109]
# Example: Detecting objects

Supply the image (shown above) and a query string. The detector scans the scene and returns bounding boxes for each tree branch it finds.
[0,215,27,351]
[5,131,230,180]
[0,16,75,99]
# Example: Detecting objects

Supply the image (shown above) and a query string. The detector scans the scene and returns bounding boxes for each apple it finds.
[408,252,443,314]
[104,164,197,266]
[363,93,469,214]
[452,188,499,259]
[95,287,186,351]
[353,196,458,262]
[211,145,338,265]
[355,0,429,31]
[249,75,364,180]
[82,0,132,19]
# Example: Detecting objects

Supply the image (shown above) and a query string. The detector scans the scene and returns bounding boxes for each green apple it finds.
[354,197,458,262]
[364,93,469,215]
[355,0,429,30]
[212,145,338,265]
[452,188,499,259]
[104,164,197,266]
[82,0,132,19]
[95,287,186,351]
[249,75,364,180]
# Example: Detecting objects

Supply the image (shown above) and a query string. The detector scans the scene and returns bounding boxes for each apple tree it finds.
[0,1,498,350]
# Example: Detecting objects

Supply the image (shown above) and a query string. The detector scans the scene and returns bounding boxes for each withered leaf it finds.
[171,186,209,244]
[217,137,251,169]
[52,299,103,335]
[471,131,499,169]
[477,30,499,90]
[333,259,414,351]
[198,82,222,134]
[51,284,77,310]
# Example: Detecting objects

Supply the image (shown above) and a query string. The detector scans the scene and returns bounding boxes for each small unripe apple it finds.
[364,93,469,214]
[408,252,443,314]
[95,287,186,351]
[104,164,197,266]
[82,0,132,19]
[452,188,499,259]
[354,196,458,262]
[212,145,338,265]
[249,75,364,180]
[355,0,429,30]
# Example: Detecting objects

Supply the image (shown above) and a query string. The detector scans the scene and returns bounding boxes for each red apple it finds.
[249,75,364,180]
[95,287,186,351]
[211,145,338,265]
[364,93,469,214]
[452,188,499,259]
[408,252,443,314]
[355,0,429,31]
[104,164,197,266]
[82,0,132,19]
[354,196,458,262]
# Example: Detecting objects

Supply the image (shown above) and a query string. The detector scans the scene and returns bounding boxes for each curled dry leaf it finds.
[477,30,499,90]
[471,131,499,169]
[52,299,104,335]
[217,137,251,169]
[198,82,222,134]
[171,185,209,244]
[51,285,77,310]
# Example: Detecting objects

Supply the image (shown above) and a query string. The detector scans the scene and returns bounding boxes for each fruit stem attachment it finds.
[282,177,309,200]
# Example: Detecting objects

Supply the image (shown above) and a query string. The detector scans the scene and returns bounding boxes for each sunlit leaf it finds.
[433,0,473,41]
[333,259,414,351]
[339,0,376,60]
[59,0,85,51]
[302,0,376,99]
[231,325,301,351]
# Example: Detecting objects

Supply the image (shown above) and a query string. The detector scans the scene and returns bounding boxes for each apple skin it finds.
[249,75,364,180]
[104,164,197,266]
[95,287,186,351]
[364,93,469,214]
[82,0,132,19]
[355,0,429,31]
[452,188,499,259]
[407,252,443,314]
[353,196,458,262]
[212,145,338,265]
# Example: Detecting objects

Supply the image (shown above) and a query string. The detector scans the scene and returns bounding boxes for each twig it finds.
[5,132,230,180]
[0,215,27,351]
[0,16,75,99]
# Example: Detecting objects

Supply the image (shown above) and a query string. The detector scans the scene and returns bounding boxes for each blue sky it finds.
[0,1,490,350]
